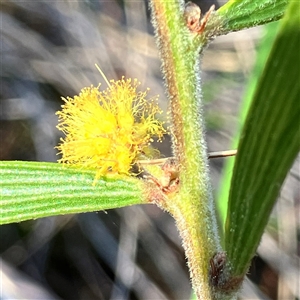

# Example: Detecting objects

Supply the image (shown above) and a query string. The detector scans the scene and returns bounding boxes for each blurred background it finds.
[1,1,299,299]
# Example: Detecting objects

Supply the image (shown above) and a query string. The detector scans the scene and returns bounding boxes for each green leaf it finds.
[0,161,145,225]
[225,0,300,276]
[217,0,288,34]
[217,21,280,238]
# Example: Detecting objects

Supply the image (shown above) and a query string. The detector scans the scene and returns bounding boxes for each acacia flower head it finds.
[56,77,165,181]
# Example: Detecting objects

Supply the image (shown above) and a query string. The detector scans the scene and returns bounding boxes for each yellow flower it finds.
[56,78,165,181]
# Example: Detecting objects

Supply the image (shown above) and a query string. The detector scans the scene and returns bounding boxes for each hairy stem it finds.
[149,1,223,298]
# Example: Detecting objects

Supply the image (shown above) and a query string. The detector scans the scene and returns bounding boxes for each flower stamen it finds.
[56,76,165,182]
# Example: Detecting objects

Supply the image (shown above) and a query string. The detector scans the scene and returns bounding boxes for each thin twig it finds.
[208,149,237,159]
[138,150,237,165]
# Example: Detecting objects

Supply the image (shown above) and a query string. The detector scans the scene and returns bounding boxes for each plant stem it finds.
[149,1,222,298]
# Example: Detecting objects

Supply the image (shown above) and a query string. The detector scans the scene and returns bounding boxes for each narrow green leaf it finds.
[225,0,300,276]
[217,0,288,34]
[217,22,280,237]
[0,161,145,225]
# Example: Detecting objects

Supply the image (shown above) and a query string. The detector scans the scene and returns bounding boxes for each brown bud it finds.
[184,2,201,31]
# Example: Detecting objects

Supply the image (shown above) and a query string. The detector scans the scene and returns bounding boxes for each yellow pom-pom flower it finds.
[56,77,165,181]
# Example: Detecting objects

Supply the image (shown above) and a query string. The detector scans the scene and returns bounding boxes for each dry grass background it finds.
[1,1,299,299]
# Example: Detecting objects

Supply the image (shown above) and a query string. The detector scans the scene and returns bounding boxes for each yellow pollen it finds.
[56,77,165,182]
